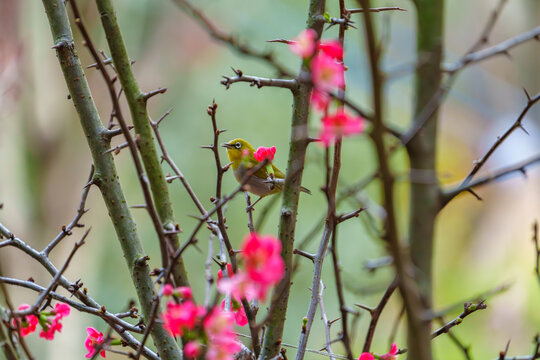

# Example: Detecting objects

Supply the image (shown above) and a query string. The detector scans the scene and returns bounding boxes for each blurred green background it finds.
[0,0,539,359]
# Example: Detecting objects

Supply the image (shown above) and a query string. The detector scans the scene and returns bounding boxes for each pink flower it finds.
[53,303,70,318]
[39,303,70,340]
[241,233,284,300]
[311,53,345,92]
[204,308,241,360]
[39,317,63,340]
[162,284,174,296]
[253,146,276,162]
[241,233,284,285]
[85,327,106,358]
[217,263,234,283]
[319,39,343,60]
[319,109,365,146]
[184,340,203,359]
[162,300,204,337]
[217,271,258,302]
[163,285,193,299]
[310,88,331,112]
[176,287,193,299]
[289,29,317,58]
[359,354,374,360]
[359,343,399,360]
[13,304,38,337]
[380,343,399,360]
[221,299,248,327]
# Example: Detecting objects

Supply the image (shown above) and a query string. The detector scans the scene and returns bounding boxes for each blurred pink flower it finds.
[162,300,204,337]
[163,284,193,299]
[203,308,241,360]
[358,354,374,360]
[13,304,38,337]
[380,343,399,360]
[85,327,106,358]
[359,343,399,360]
[319,109,364,146]
[220,299,248,327]
[289,29,317,58]
[53,303,70,318]
[162,284,174,296]
[319,39,343,60]
[217,263,234,283]
[184,340,203,359]
[311,53,345,92]
[253,146,276,162]
[310,89,331,112]
[241,233,284,288]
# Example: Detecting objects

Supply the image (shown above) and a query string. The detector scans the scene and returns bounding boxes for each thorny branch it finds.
[221,69,298,90]
[443,92,540,205]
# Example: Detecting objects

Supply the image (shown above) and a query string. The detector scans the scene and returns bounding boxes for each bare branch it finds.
[443,154,540,204]
[444,26,540,73]
[430,301,487,339]
[347,7,407,13]
[221,69,298,90]
[443,92,540,205]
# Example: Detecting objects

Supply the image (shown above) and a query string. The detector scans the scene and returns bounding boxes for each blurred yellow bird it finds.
[222,138,311,208]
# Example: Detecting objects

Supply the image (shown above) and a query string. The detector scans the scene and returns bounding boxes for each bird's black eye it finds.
[234,142,241,149]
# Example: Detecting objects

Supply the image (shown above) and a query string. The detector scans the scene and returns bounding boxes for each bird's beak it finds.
[221,143,233,149]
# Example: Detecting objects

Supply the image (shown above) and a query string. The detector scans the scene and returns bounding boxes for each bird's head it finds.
[222,138,255,163]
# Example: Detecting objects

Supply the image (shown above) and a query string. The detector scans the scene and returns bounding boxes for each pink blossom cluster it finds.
[13,303,70,341]
[289,29,365,146]
[359,342,399,360]
[160,285,242,360]
[217,233,284,306]
[253,146,276,162]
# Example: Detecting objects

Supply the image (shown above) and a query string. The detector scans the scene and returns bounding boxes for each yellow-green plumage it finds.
[222,138,310,199]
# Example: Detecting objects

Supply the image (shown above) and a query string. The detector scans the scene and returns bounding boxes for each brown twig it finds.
[357,277,398,352]
[347,7,407,13]
[442,92,540,205]
[430,301,487,339]
[245,192,255,233]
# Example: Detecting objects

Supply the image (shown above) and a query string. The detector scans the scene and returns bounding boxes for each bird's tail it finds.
[300,186,312,195]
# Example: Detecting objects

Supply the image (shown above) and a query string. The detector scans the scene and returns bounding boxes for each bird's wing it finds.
[272,164,285,179]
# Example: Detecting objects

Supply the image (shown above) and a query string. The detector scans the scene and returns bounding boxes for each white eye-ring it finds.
[235,142,241,149]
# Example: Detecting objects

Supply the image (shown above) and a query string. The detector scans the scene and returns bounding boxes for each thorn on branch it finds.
[143,87,167,101]
[87,57,135,69]
[293,249,315,262]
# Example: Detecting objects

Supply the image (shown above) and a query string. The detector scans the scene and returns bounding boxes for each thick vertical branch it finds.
[95,0,189,287]
[406,0,444,358]
[40,1,181,358]
[358,0,431,359]
[259,1,326,358]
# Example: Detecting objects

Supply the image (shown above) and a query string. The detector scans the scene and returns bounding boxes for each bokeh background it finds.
[1,0,539,359]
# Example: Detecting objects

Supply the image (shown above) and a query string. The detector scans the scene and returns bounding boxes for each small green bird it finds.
[222,138,311,208]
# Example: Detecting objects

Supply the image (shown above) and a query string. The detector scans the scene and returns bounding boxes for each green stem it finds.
[259,1,326,358]
[406,0,444,359]
[40,1,181,358]
[95,0,189,288]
